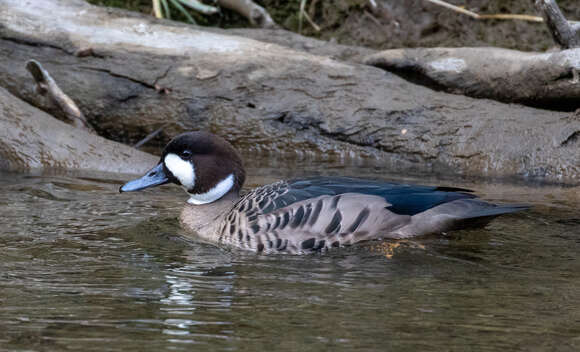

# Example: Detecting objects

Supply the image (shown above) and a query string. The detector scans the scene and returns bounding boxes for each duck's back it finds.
[218,177,526,254]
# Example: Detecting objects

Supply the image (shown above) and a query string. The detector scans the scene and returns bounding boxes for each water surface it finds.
[1,160,579,351]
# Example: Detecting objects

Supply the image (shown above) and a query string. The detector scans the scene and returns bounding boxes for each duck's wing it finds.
[252,192,411,253]
[225,191,410,254]
[225,177,480,253]
[235,176,477,217]
[223,177,527,254]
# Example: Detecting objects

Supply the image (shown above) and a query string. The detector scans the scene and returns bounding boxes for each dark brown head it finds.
[120,132,245,204]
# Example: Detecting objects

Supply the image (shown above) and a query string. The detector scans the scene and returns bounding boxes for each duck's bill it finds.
[119,163,169,193]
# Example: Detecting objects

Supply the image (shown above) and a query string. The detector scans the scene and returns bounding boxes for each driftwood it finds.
[0,86,156,173]
[0,0,579,181]
[25,60,94,132]
[364,47,580,110]
[364,1,580,110]
[223,28,376,63]
[217,0,276,28]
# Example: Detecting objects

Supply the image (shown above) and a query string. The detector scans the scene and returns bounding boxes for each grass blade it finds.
[178,0,219,15]
[161,0,171,19]
[152,0,163,18]
[168,0,197,24]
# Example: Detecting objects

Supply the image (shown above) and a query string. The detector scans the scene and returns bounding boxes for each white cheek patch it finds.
[187,174,234,205]
[164,153,195,190]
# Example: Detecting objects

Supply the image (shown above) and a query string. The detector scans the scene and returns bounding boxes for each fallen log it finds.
[364,47,580,110]
[223,28,376,63]
[0,0,578,181]
[0,86,157,173]
[364,0,580,110]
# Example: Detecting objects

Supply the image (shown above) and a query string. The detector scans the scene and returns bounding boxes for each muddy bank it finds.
[0,0,578,181]
[265,0,580,52]
[88,0,579,51]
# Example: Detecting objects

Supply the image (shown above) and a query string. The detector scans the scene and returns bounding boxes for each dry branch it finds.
[298,0,320,33]
[535,0,580,49]
[134,124,167,149]
[425,0,543,22]
[25,60,94,133]
[217,0,276,28]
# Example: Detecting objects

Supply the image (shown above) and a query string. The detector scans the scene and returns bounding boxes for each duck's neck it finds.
[186,174,236,205]
[180,191,240,242]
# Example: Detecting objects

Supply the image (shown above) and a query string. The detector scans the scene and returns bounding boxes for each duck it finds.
[120,131,528,254]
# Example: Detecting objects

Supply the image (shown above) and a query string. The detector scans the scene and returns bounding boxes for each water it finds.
[1,160,579,351]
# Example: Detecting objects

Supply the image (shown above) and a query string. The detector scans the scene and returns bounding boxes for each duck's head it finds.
[120,132,245,205]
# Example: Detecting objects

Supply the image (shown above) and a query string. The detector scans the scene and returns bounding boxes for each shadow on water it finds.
[0,159,579,351]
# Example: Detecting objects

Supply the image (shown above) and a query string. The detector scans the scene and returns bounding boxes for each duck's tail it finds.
[395,199,529,237]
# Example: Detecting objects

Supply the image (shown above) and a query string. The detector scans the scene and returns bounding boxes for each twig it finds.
[479,14,543,22]
[303,11,320,32]
[299,0,320,33]
[364,10,383,29]
[425,0,545,22]
[25,60,94,132]
[425,0,479,19]
[134,124,167,149]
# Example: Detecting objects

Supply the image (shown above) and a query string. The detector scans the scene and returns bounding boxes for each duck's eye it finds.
[180,150,192,159]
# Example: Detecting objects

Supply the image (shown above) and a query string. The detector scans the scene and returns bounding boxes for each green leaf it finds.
[168,0,196,24]
[161,0,171,19]
[177,0,219,15]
